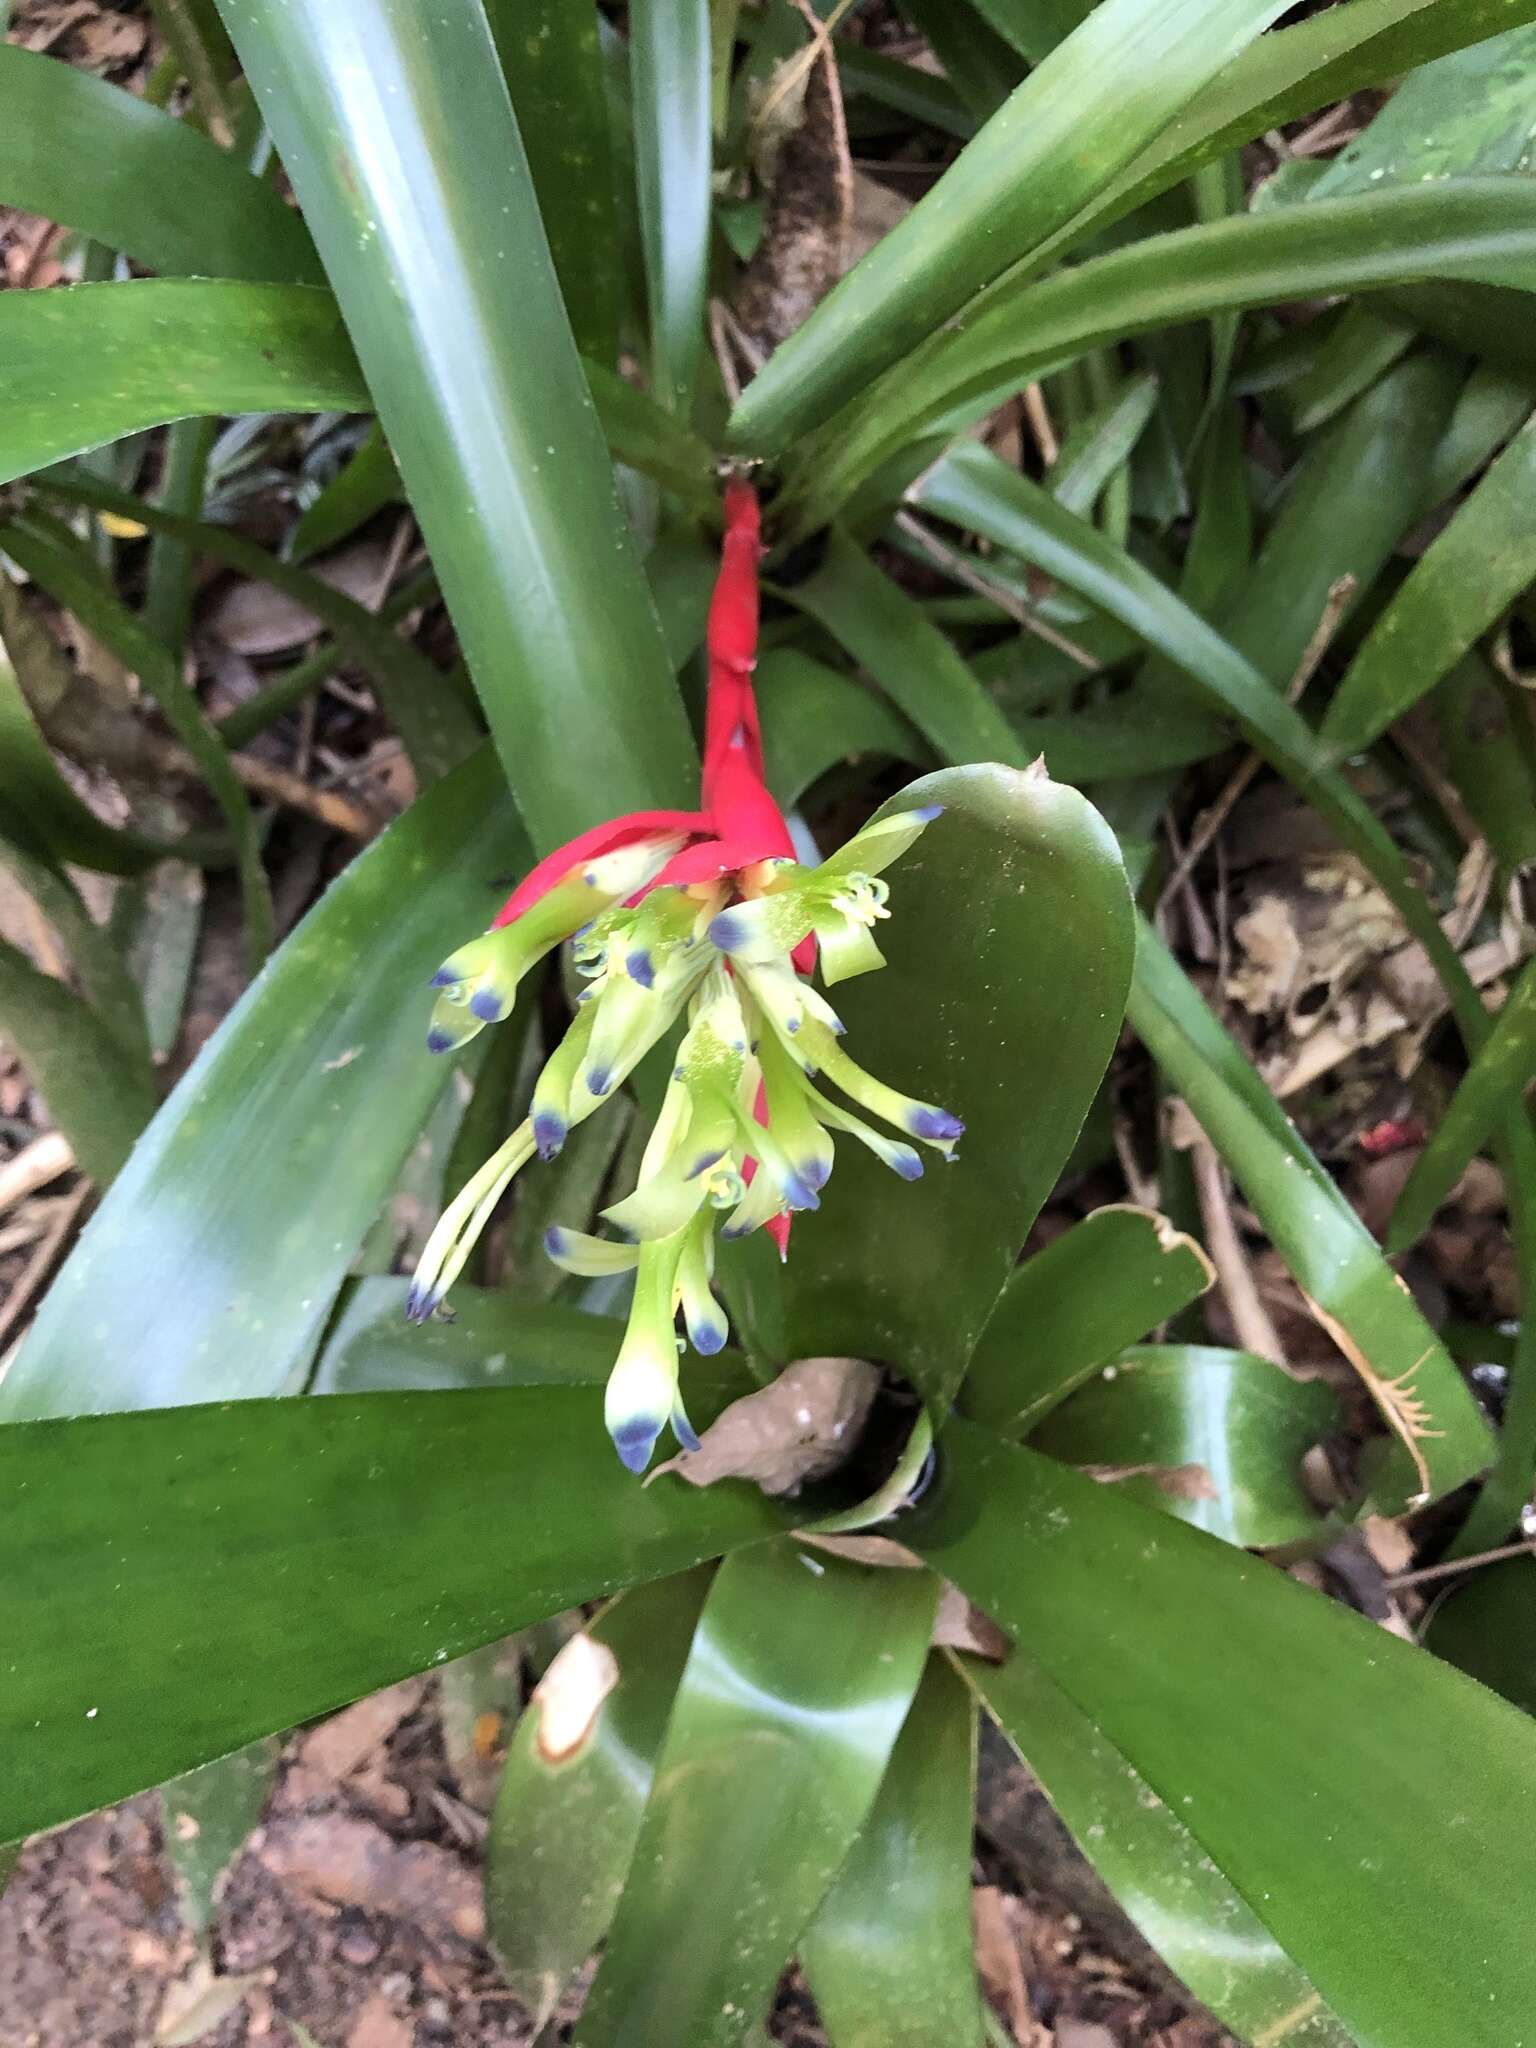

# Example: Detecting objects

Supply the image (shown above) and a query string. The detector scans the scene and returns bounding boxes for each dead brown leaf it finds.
[345,1996,413,2048]
[1082,1461,1220,1503]
[651,1356,879,1494]
[298,1678,423,1784]
[259,1816,483,1945]
[736,32,852,351]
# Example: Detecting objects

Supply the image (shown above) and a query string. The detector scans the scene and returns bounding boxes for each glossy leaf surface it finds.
[963,1206,1214,1435]
[630,0,711,410]
[213,0,697,847]
[576,1543,937,2048]
[1030,1344,1340,1549]
[0,45,321,282]
[757,766,1133,1418]
[800,1657,986,2048]
[726,0,1289,448]
[960,1647,1355,2044]
[486,1572,712,2025]
[910,1421,1536,2048]
[1,750,526,1418]
[756,650,927,811]
[0,1387,787,1842]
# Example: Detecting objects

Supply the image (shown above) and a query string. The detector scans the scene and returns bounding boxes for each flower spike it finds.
[410,478,962,1472]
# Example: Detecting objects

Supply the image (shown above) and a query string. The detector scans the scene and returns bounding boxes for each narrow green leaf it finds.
[213,0,697,846]
[910,1420,1536,2048]
[0,830,152,1074]
[962,1206,1214,1435]
[287,421,398,564]
[756,649,927,811]
[163,1738,281,1938]
[1431,653,1536,874]
[836,44,973,142]
[0,1387,789,1842]
[486,1572,712,2024]
[784,532,1026,770]
[800,1658,987,2048]
[629,0,712,410]
[896,0,1022,122]
[1031,1344,1340,1549]
[1427,1558,1536,1716]
[958,1646,1356,2044]
[1131,920,1491,1510]
[796,180,1536,529]
[1048,370,1159,519]
[488,0,623,366]
[727,0,1290,449]
[576,1544,938,2048]
[143,415,218,660]
[1419,363,1533,515]
[0,279,361,492]
[1322,413,1536,759]
[0,750,526,1419]
[0,45,320,283]
[0,932,157,1184]
[39,470,479,785]
[1281,304,1414,437]
[738,767,1134,1420]
[581,357,719,518]
[1,518,274,968]
[1390,953,1536,1254]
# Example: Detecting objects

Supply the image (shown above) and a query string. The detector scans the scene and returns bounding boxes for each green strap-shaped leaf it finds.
[38,470,479,785]
[1030,1344,1341,1549]
[726,0,1290,449]
[576,1543,938,2047]
[286,421,398,564]
[1433,653,1536,876]
[957,1647,1356,2044]
[1389,952,1536,1255]
[0,45,321,283]
[963,1206,1214,1436]
[1427,1558,1536,1716]
[580,357,719,519]
[212,0,697,848]
[629,0,712,411]
[0,931,157,1185]
[0,748,526,1419]
[1047,369,1159,520]
[1322,412,1536,759]
[800,1657,987,2048]
[486,1571,713,2025]
[0,280,363,491]
[784,532,1026,769]
[0,828,152,1076]
[795,179,1536,529]
[1132,921,1490,1508]
[751,766,1133,1419]
[0,1386,789,1842]
[488,0,623,367]
[162,1738,281,1938]
[755,649,927,812]
[896,0,1022,122]
[836,44,973,142]
[910,1420,1536,2048]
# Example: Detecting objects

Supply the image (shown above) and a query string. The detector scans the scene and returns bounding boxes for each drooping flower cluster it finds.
[408,479,960,1472]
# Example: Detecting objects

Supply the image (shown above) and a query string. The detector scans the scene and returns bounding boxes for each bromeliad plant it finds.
[3,3,1536,2045]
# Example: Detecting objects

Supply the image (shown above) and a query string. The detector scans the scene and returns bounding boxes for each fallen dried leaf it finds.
[651,1356,879,1494]
[531,1632,619,1764]
[299,1678,424,1783]
[345,1997,413,2048]
[260,1815,483,1944]
[155,1957,258,2047]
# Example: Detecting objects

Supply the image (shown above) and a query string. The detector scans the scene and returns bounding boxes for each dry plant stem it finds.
[1388,1537,1536,1590]
[0,1178,89,1350]
[892,511,1099,669]
[142,731,385,839]
[1022,382,1059,468]
[0,1131,73,1219]
[1191,1134,1287,1364]
[709,301,746,408]
[1156,574,1358,917]
[751,0,859,140]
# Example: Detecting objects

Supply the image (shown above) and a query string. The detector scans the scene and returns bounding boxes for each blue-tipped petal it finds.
[469,986,508,1023]
[429,966,460,989]
[626,948,655,990]
[426,1028,456,1055]
[610,1416,662,1473]
[671,1401,702,1453]
[706,908,748,953]
[909,1105,965,1142]
[912,803,943,822]
[691,1319,727,1356]
[586,1066,612,1097]
[404,1283,437,1324]
[534,1111,567,1160]
[890,1145,924,1181]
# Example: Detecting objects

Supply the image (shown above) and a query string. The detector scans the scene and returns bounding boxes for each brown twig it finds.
[1022,382,1060,468]
[138,731,386,839]
[892,510,1100,670]
[1190,1133,1287,1364]
[1156,574,1357,917]
[1387,1537,1536,1591]
[0,1177,90,1350]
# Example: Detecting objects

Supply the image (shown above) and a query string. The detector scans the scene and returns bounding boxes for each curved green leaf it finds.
[726,0,1290,450]
[1427,1557,1536,1716]
[1389,952,1536,1254]
[760,766,1133,1419]
[797,180,1536,527]
[576,1543,937,2048]
[0,829,152,1074]
[756,649,927,811]
[1030,1344,1340,1549]
[1322,411,1536,759]
[800,1657,986,2048]
[0,1386,789,1842]
[1132,921,1490,1510]
[910,1420,1536,2048]
[629,0,711,411]
[486,1571,712,2025]
[963,1206,1213,1435]
[0,280,363,491]
[0,749,526,1420]
[212,0,697,847]
[286,421,398,565]
[0,45,321,283]
[959,1646,1355,2044]
[581,357,719,518]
